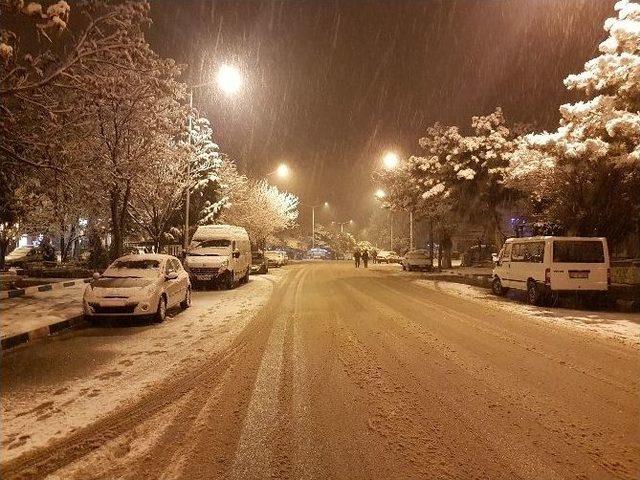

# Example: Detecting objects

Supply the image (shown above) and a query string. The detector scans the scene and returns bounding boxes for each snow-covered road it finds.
[2,262,639,479]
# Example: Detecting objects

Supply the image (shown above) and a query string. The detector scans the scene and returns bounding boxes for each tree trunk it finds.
[110,188,123,260]
[0,241,7,270]
[428,220,434,267]
[60,234,66,262]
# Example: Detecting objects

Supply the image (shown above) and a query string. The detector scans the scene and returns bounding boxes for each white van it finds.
[492,236,610,305]
[184,225,251,289]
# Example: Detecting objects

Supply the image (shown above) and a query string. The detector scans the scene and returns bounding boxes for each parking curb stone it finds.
[1,314,86,354]
[0,278,91,300]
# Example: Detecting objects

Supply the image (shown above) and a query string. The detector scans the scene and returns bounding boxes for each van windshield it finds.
[191,239,231,248]
[553,241,604,263]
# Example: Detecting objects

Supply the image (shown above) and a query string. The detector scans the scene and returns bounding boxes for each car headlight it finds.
[140,302,150,311]
[220,260,229,269]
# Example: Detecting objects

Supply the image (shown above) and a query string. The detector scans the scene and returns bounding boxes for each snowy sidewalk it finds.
[0,284,86,351]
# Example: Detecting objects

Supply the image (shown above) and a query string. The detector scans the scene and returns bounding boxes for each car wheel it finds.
[242,268,250,284]
[492,277,506,296]
[222,271,235,290]
[180,287,191,309]
[527,281,542,306]
[155,295,167,323]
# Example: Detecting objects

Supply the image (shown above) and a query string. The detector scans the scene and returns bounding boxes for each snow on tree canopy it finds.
[528,0,640,166]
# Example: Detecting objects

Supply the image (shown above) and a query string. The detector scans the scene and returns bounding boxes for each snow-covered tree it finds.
[221,181,299,247]
[518,0,640,247]
[0,1,154,169]
[409,109,518,244]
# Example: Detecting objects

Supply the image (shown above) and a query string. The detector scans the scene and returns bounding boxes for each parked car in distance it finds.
[402,249,433,271]
[265,250,287,267]
[3,246,43,269]
[491,236,610,306]
[377,250,401,264]
[184,225,251,289]
[83,254,191,323]
[251,251,269,274]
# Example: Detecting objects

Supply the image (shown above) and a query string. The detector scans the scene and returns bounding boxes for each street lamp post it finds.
[184,90,194,253]
[409,211,413,250]
[183,64,242,253]
[300,202,328,249]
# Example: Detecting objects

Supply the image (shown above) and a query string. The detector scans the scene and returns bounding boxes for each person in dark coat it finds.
[353,248,361,268]
[371,249,378,264]
[362,249,369,268]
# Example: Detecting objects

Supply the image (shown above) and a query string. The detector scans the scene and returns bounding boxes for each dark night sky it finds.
[148,0,614,226]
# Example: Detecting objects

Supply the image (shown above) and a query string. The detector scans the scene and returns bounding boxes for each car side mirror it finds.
[166,271,179,281]
[233,250,241,259]
[92,272,101,280]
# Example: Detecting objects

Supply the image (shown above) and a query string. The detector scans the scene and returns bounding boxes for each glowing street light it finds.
[382,151,400,170]
[276,163,290,178]
[324,201,330,207]
[374,189,386,199]
[217,64,242,95]
[266,163,290,179]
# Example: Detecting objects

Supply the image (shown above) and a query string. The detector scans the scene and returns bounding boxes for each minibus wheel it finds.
[527,281,542,306]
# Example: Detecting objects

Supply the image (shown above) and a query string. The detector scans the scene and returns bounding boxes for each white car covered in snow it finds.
[83,254,191,323]
[402,249,433,271]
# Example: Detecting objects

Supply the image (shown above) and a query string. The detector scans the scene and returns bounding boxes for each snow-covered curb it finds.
[0,278,91,300]
[414,279,640,348]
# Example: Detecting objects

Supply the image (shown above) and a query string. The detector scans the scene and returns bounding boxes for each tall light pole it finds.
[409,211,414,250]
[380,151,414,250]
[183,64,242,253]
[301,201,328,248]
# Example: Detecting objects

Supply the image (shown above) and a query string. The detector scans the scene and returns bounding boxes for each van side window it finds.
[511,243,525,262]
[511,242,544,263]
[500,244,511,262]
[525,242,545,263]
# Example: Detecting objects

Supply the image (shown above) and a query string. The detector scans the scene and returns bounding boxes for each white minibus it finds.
[492,236,609,305]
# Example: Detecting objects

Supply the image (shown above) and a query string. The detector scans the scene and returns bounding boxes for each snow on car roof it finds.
[115,253,174,262]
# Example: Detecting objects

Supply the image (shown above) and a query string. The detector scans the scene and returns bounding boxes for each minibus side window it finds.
[500,244,511,262]
[511,243,525,262]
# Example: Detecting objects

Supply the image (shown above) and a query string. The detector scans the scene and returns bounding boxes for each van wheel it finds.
[492,277,506,296]
[221,271,235,290]
[527,281,542,306]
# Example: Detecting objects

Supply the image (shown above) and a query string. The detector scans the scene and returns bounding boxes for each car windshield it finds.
[111,259,160,270]
[93,277,154,288]
[553,240,605,263]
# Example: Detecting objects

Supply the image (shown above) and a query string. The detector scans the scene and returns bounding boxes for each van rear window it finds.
[553,241,604,263]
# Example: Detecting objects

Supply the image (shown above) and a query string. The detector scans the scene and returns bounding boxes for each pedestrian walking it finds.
[362,249,369,268]
[354,248,361,268]
[371,249,378,264]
